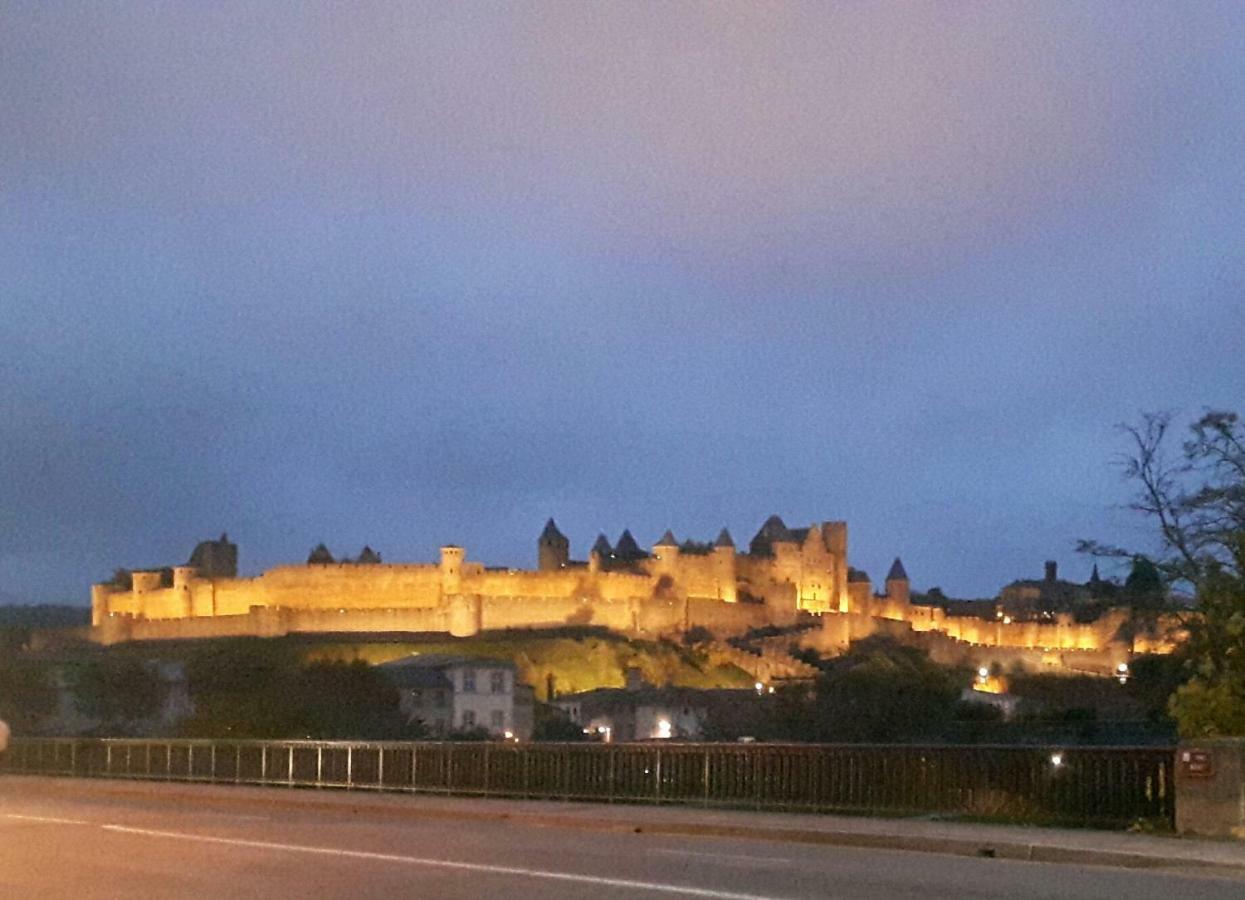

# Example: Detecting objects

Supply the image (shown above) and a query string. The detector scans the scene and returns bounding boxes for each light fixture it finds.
[1050,752,1064,767]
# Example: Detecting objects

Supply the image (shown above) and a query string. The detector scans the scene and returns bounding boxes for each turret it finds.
[885,558,911,607]
[538,519,570,571]
[653,530,680,576]
[90,583,115,627]
[823,521,849,612]
[131,571,162,594]
[440,545,465,595]
[589,533,612,574]
[713,528,737,603]
[615,529,646,562]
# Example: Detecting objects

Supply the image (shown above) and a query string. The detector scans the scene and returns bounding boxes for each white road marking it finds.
[1,813,92,826]
[100,824,790,899]
[650,849,795,865]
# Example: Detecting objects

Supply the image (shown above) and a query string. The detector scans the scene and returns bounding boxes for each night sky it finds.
[3,3,1243,605]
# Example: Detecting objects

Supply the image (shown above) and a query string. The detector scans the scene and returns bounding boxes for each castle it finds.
[89,517,1180,677]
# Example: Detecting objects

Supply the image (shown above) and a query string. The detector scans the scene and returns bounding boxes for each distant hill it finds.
[0,605,91,629]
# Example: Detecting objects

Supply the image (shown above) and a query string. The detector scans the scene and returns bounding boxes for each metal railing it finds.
[0,738,1174,828]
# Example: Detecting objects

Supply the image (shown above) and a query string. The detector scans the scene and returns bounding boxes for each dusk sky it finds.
[3,3,1243,605]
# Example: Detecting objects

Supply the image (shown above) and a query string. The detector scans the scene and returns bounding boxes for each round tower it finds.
[885,558,911,607]
[172,566,197,617]
[653,530,680,577]
[440,545,465,596]
[448,594,482,638]
[712,528,737,603]
[538,519,570,571]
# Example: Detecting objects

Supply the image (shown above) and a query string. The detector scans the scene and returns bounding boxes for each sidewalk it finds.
[9,774,1245,875]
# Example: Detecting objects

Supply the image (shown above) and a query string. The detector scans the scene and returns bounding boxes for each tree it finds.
[1124,556,1165,609]
[0,656,58,732]
[180,641,424,740]
[809,636,967,742]
[1081,410,1245,736]
[70,656,164,732]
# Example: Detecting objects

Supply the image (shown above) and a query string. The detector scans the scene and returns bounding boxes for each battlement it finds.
[87,518,1178,673]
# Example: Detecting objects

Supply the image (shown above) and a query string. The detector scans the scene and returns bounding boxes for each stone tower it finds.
[885,557,911,607]
[538,519,570,571]
[713,528,738,603]
[653,530,680,577]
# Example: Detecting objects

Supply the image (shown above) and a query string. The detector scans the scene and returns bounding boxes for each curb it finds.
[7,775,1245,876]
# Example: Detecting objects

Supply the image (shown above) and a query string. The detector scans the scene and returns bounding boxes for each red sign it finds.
[1181,749,1214,778]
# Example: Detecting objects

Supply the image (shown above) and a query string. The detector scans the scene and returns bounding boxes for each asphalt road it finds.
[1,778,1241,899]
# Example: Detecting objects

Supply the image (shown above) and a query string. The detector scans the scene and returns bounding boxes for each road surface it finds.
[0,776,1240,899]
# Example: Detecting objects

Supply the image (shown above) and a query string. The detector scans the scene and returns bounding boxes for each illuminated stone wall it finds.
[88,521,1185,672]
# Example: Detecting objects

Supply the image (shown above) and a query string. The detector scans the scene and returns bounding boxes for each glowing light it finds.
[656,719,672,739]
[1002,616,1011,625]
[754,681,765,695]
[1050,753,1064,767]
[978,667,989,678]
[503,730,513,740]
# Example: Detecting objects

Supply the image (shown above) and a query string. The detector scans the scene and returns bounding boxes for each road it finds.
[0,777,1241,899]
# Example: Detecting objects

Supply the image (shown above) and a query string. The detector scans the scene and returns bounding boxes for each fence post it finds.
[106,744,113,777]
[287,745,294,786]
[346,745,353,789]
[483,744,491,795]
[210,743,217,782]
[261,744,267,784]
[316,745,323,787]
[377,746,385,789]
[411,744,419,792]
[654,749,662,804]
[703,747,711,808]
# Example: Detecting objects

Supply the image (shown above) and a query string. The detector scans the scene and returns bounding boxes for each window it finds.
[490,710,505,729]
[462,710,476,728]
[462,669,476,693]
[490,670,506,694]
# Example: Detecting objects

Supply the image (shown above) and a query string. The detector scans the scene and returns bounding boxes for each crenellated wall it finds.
[87,522,1186,675]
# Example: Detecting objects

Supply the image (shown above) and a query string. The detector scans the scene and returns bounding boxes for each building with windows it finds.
[380,655,534,739]
[553,669,756,742]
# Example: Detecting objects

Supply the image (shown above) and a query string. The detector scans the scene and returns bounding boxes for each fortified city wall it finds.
[89,519,1183,675]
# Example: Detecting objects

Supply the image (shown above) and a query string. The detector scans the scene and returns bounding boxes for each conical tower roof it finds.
[749,515,790,555]
[656,530,679,547]
[615,529,644,560]
[886,558,909,582]
[307,543,334,565]
[357,545,381,564]
[540,518,567,543]
[591,533,613,556]
[714,528,735,549]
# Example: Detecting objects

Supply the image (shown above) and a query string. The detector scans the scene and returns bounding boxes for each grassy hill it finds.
[302,628,753,699]
[104,627,753,700]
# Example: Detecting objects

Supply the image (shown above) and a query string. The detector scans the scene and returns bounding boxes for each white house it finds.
[380,655,534,740]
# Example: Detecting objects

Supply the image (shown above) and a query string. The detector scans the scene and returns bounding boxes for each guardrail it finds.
[1,738,1174,828]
